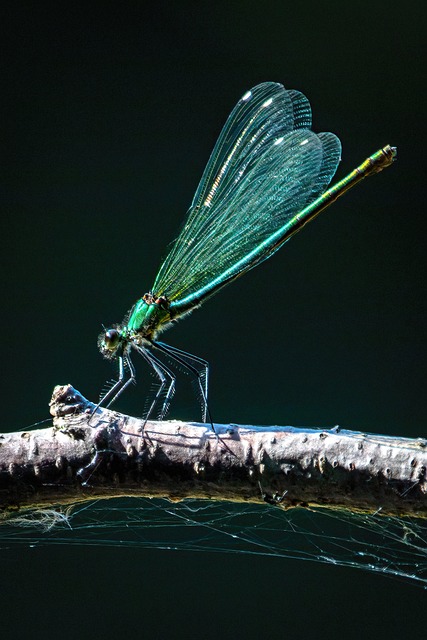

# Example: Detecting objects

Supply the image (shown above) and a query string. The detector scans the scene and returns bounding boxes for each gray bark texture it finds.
[0,384,426,518]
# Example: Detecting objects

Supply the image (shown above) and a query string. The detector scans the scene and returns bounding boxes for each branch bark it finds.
[0,384,426,518]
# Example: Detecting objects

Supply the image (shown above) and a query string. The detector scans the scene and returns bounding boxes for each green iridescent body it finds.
[126,298,172,340]
[120,145,396,344]
[96,82,396,422]
[120,292,196,344]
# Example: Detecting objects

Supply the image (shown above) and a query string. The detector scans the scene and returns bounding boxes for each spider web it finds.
[1,498,426,589]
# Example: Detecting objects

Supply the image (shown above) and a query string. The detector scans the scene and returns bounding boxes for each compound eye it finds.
[104,329,120,350]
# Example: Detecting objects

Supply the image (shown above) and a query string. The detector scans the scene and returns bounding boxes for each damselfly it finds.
[96,82,396,423]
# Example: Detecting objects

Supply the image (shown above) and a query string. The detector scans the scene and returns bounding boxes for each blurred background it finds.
[2,2,426,638]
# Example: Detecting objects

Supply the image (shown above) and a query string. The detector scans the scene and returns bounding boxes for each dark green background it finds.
[2,2,426,638]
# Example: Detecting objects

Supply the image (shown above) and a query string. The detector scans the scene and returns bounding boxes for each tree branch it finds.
[0,384,426,518]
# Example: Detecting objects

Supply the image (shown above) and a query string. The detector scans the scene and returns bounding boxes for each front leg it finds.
[90,354,135,424]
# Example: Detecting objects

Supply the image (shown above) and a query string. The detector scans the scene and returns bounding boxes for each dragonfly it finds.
[96,82,396,425]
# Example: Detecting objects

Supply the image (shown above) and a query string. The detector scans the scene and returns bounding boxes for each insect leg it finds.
[90,354,135,423]
[133,344,176,422]
[152,341,213,429]
[105,354,136,407]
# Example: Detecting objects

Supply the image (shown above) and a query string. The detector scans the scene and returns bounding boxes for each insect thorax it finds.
[126,293,173,340]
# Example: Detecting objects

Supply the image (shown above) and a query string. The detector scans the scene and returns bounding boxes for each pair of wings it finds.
[152,82,342,305]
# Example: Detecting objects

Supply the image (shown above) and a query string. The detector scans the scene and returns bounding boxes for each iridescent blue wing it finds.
[153,83,341,303]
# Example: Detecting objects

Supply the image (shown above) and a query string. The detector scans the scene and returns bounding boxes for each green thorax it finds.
[126,293,174,340]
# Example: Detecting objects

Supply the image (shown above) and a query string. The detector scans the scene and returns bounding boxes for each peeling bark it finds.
[0,384,426,518]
